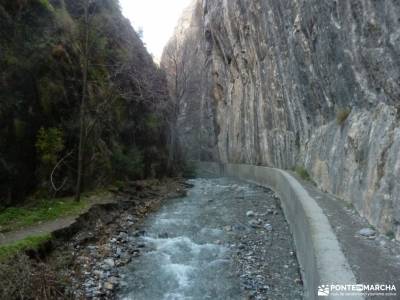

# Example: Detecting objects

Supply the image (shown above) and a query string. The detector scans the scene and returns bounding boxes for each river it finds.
[118,177,303,300]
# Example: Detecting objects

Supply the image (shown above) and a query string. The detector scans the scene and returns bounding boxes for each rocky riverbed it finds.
[229,188,303,300]
[46,178,191,299]
[116,178,303,300]
[32,177,304,299]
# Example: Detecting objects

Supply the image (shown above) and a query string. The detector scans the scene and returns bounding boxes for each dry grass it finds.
[0,254,69,299]
[336,108,351,125]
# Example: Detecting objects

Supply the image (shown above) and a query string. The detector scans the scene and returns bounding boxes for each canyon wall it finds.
[162,0,400,239]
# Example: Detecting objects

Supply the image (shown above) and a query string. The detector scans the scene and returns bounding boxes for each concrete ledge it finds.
[195,162,362,300]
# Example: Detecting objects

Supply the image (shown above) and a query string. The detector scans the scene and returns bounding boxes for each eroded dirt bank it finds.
[0,178,190,299]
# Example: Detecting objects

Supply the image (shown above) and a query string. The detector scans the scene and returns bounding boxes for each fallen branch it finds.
[50,150,74,193]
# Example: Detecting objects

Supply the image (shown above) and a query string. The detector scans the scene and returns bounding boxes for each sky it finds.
[119,0,192,61]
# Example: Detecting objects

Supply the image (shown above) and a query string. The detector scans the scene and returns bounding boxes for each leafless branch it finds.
[51,150,74,192]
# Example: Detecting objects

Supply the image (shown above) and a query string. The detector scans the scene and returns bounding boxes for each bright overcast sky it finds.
[119,0,192,61]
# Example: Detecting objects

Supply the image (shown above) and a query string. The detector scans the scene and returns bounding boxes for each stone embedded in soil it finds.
[358,227,376,237]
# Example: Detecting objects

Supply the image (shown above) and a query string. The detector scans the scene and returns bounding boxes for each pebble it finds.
[224,225,232,232]
[108,276,119,284]
[248,219,262,228]
[93,270,103,277]
[246,211,255,217]
[104,258,115,267]
[232,224,247,231]
[264,224,273,231]
[230,186,303,300]
[104,282,114,290]
[358,227,376,237]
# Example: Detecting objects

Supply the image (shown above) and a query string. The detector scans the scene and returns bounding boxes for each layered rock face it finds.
[161,0,400,239]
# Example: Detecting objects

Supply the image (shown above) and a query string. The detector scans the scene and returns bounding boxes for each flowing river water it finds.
[118,178,303,300]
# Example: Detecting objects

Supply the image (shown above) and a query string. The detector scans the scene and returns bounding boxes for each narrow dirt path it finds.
[0,196,115,246]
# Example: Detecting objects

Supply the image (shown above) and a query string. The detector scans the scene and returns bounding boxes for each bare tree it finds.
[162,38,189,173]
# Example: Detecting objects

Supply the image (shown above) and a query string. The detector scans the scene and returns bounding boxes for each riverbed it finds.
[118,178,303,300]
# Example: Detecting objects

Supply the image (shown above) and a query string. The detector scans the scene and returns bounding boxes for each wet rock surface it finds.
[117,178,303,300]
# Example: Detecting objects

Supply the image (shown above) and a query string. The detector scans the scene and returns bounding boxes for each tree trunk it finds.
[75,0,89,202]
[167,122,176,174]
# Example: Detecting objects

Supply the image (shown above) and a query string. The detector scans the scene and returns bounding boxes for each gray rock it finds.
[246,211,255,217]
[232,224,247,231]
[108,276,119,284]
[103,258,115,267]
[104,282,114,290]
[93,270,103,277]
[223,225,232,232]
[248,219,261,228]
[359,228,376,237]
[264,224,273,231]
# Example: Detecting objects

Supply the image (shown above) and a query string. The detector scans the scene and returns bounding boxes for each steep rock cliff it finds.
[162,0,400,239]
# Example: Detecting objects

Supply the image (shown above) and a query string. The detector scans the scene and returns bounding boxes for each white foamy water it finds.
[118,178,256,300]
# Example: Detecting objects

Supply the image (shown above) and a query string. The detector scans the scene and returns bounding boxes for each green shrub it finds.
[36,0,54,11]
[38,78,65,114]
[112,147,144,179]
[14,118,26,140]
[386,230,395,240]
[35,127,64,166]
[294,166,311,181]
[182,161,197,178]
[336,108,351,125]
[145,113,160,130]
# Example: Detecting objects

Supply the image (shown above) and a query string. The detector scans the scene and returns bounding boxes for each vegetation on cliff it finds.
[0,0,169,206]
